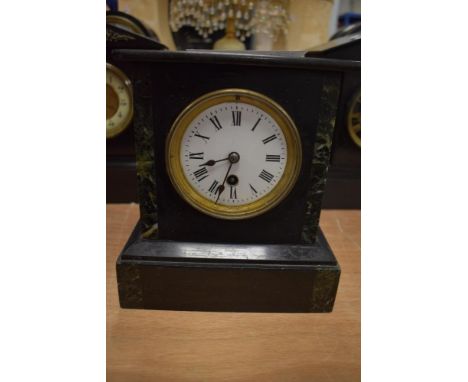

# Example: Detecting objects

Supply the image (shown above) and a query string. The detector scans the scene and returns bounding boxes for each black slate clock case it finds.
[110,34,360,312]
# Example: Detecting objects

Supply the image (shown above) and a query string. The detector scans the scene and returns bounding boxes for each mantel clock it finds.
[110,28,360,312]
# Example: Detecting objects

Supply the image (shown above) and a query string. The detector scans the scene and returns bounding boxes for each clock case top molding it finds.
[111,49,359,245]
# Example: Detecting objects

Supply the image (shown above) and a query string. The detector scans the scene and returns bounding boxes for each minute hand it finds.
[215,162,233,204]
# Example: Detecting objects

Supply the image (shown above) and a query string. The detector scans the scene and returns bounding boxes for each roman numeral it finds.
[208,180,219,193]
[193,167,208,182]
[232,111,241,126]
[251,118,261,131]
[194,132,210,142]
[259,169,274,183]
[249,184,258,194]
[209,115,223,130]
[189,152,204,160]
[262,134,277,144]
[230,186,237,199]
[266,154,281,162]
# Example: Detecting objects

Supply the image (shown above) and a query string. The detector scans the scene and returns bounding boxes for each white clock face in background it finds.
[181,102,287,206]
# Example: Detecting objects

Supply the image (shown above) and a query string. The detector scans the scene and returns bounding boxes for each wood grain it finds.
[107,204,360,382]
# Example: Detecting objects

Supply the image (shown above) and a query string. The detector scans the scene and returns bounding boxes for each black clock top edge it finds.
[111,49,360,72]
[305,33,361,58]
[106,24,168,51]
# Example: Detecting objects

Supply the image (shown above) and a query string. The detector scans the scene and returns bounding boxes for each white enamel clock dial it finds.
[181,102,286,206]
[166,89,302,220]
[106,63,133,139]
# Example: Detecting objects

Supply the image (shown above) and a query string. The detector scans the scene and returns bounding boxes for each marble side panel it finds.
[302,74,341,243]
[133,68,159,237]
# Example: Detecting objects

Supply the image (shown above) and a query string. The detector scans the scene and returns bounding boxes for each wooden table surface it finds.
[107,204,360,382]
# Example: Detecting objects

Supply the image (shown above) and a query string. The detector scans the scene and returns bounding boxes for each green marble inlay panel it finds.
[308,266,341,312]
[302,74,341,244]
[133,68,158,237]
[116,261,143,308]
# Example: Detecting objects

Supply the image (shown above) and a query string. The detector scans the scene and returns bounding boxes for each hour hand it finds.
[199,159,216,167]
[199,157,229,167]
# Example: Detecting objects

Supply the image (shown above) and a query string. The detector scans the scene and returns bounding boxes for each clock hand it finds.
[215,162,233,204]
[199,157,229,167]
[215,152,240,204]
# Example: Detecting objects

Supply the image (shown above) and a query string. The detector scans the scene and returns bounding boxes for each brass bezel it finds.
[347,89,361,148]
[106,63,134,139]
[166,88,302,220]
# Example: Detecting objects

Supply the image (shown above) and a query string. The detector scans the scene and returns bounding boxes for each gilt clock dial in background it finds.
[106,63,133,139]
[347,89,361,148]
[166,89,302,220]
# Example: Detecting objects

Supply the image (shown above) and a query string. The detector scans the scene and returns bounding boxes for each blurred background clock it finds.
[106,11,164,202]
[347,89,361,148]
[106,63,133,139]
[306,29,361,209]
[106,11,160,140]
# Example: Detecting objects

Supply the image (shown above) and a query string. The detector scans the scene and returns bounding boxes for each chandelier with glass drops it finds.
[169,0,290,43]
